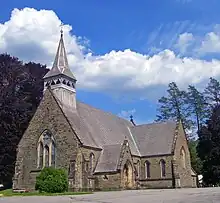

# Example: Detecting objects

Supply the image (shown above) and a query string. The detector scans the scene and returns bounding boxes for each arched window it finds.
[180,147,186,169]
[69,160,76,180]
[89,153,95,175]
[160,159,166,177]
[136,161,140,178]
[145,161,151,178]
[37,130,56,169]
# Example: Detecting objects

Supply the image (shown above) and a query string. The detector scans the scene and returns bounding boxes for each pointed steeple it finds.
[43,29,77,109]
[44,30,76,80]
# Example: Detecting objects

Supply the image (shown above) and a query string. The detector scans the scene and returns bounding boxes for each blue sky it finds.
[1,0,220,124]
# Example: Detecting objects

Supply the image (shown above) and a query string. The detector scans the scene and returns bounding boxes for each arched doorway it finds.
[122,161,134,189]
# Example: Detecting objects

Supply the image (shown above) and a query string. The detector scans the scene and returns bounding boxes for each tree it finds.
[197,105,220,186]
[204,77,220,110]
[186,85,207,132]
[0,54,48,188]
[188,139,202,174]
[156,82,193,132]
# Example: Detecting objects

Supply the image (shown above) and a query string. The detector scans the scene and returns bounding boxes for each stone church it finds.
[13,31,197,191]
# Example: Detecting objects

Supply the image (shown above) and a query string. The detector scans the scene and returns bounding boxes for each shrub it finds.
[35,167,68,193]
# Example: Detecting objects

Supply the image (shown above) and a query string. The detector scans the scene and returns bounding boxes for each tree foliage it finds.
[156,78,220,175]
[197,105,220,186]
[0,54,48,188]
[35,167,68,193]
[156,82,193,132]
[188,139,202,174]
[186,85,207,132]
[204,77,220,109]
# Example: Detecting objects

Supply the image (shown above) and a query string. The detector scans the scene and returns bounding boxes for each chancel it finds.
[13,30,197,191]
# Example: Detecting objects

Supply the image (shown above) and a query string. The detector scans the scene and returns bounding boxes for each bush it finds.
[35,167,68,193]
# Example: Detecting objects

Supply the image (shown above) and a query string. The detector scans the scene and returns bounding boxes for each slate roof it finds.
[95,144,122,173]
[55,95,141,156]
[53,91,177,158]
[130,122,177,156]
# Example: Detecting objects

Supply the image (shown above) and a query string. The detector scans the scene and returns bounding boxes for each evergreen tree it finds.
[0,54,48,188]
[197,105,220,186]
[156,82,193,132]
[186,85,207,132]
[204,77,220,110]
[188,139,202,174]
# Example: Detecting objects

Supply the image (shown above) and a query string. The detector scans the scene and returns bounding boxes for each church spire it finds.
[43,27,77,109]
[44,28,76,80]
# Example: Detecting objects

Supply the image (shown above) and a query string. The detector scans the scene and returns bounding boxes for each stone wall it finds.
[13,89,80,190]
[79,147,101,190]
[174,122,193,188]
[94,173,121,190]
[139,155,174,189]
[139,179,173,189]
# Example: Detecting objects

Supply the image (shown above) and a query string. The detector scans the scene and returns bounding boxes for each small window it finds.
[69,161,76,180]
[136,161,140,178]
[51,141,56,167]
[45,145,50,167]
[160,159,166,177]
[180,147,186,169]
[89,153,95,175]
[38,142,43,168]
[145,161,151,178]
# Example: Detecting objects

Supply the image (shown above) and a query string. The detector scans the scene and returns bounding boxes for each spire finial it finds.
[60,22,64,37]
[130,115,136,126]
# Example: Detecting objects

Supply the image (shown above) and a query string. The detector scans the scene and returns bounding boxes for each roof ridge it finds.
[127,126,141,156]
[134,120,176,127]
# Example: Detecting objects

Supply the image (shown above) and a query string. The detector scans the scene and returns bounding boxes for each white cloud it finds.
[0,8,86,65]
[197,31,220,55]
[174,25,220,56]
[2,8,220,99]
[175,33,194,54]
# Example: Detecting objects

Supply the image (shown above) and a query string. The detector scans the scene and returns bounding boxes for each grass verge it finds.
[0,189,92,197]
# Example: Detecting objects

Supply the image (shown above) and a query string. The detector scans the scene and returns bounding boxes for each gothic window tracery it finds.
[37,130,56,169]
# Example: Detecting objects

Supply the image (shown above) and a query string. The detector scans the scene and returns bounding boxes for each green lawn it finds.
[0,189,92,197]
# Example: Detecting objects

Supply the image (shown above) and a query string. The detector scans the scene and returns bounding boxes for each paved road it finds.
[1,187,220,203]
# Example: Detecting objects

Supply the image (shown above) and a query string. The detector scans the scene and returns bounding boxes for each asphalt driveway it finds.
[1,187,220,203]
